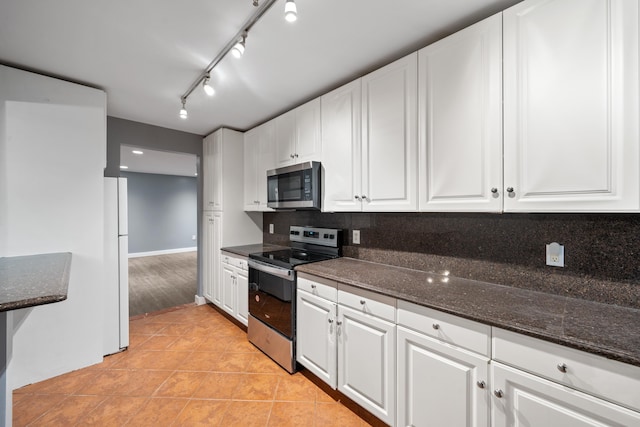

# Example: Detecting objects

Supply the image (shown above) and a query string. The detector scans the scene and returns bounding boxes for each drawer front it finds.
[493,328,640,412]
[337,284,396,322]
[220,252,247,269]
[397,300,491,357]
[297,275,337,302]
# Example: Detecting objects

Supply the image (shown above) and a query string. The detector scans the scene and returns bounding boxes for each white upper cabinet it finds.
[321,79,363,212]
[361,52,418,211]
[418,13,503,212]
[275,98,321,167]
[203,131,223,211]
[503,0,639,212]
[244,120,275,211]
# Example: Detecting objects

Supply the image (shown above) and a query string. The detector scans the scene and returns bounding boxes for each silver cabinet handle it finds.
[360,300,366,305]
[311,284,316,289]
[354,195,362,201]
[290,154,294,159]
[477,381,486,389]
[491,188,498,194]
[506,187,514,193]
[328,318,334,324]
[294,153,299,158]
[557,363,568,373]
[336,320,342,326]
[494,389,503,398]
[432,323,440,330]
[361,195,367,200]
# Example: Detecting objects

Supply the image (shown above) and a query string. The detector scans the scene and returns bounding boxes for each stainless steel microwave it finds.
[267,161,321,210]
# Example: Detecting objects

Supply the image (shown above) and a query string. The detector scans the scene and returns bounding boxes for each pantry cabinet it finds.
[502,0,639,212]
[275,98,321,167]
[418,13,502,212]
[243,120,275,211]
[322,53,418,212]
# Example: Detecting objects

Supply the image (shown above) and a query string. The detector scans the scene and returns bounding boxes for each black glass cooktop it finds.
[249,249,337,269]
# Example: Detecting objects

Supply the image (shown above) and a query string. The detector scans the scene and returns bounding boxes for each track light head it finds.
[202,75,215,96]
[231,32,247,59]
[284,0,297,22]
[252,0,259,6]
[179,98,188,119]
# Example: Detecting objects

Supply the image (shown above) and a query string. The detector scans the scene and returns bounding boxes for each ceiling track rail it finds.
[180,0,280,102]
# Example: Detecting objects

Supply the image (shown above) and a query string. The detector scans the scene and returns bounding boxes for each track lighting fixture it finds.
[202,74,215,96]
[253,0,259,6]
[284,0,297,22]
[179,98,188,119]
[231,32,247,59]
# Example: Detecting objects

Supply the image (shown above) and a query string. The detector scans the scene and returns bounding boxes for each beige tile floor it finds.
[13,304,372,426]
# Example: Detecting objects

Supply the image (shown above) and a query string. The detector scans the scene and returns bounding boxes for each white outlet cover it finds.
[546,242,565,267]
[353,230,360,245]
[269,224,274,234]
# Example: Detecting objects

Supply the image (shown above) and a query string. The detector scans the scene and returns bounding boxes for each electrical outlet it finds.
[353,230,360,245]
[269,224,274,234]
[546,242,565,267]
[191,235,196,240]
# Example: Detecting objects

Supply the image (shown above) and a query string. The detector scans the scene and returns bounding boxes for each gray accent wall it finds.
[122,172,197,254]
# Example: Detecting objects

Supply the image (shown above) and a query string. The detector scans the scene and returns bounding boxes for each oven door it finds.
[248,259,295,339]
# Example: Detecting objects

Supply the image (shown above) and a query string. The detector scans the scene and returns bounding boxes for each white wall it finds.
[0,65,106,388]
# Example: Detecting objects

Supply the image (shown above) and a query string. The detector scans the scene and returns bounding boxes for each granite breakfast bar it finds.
[0,252,72,426]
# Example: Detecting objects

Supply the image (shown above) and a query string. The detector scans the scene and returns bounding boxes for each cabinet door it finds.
[211,131,223,211]
[275,109,297,167]
[211,213,222,306]
[337,304,396,425]
[492,362,640,426]
[221,264,235,316]
[257,120,276,210]
[419,13,503,212]
[297,289,338,389]
[397,326,489,427]
[202,134,216,211]
[321,79,363,212]
[295,98,322,163]
[243,128,259,211]
[361,52,418,211]
[236,268,248,326]
[503,0,639,212]
[202,212,215,302]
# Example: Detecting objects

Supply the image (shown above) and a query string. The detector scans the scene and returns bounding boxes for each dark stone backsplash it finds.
[263,211,640,308]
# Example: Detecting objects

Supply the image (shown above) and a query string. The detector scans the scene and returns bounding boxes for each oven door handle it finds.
[248,259,295,282]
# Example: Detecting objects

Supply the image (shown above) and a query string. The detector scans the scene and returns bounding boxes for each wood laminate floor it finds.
[128,252,197,317]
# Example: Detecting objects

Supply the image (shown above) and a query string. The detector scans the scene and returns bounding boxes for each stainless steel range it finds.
[248,225,342,373]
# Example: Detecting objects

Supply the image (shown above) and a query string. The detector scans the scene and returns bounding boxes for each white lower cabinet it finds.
[491,362,640,426]
[397,326,490,427]
[202,212,222,305]
[219,252,249,326]
[296,276,396,425]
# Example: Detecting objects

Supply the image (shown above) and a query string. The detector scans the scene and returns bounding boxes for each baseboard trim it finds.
[194,295,206,305]
[129,247,197,258]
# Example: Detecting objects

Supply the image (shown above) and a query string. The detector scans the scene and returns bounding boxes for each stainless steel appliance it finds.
[248,225,342,373]
[267,161,321,210]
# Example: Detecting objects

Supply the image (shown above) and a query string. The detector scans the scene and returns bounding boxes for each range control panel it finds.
[289,226,342,248]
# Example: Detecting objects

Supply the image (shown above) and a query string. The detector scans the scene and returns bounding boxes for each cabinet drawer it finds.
[493,328,640,412]
[297,275,337,302]
[338,284,396,322]
[220,252,247,270]
[397,300,491,357]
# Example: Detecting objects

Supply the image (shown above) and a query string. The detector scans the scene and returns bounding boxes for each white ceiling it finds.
[120,145,197,177]
[0,0,522,139]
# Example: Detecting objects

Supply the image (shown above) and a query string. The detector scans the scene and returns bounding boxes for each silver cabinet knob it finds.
[328,318,334,324]
[491,188,498,194]
[311,284,316,289]
[506,187,514,193]
[361,195,367,200]
[354,195,362,201]
[290,154,295,159]
[336,320,342,326]
[432,323,440,330]
[494,389,504,398]
[477,381,486,389]
[294,153,299,158]
[360,300,366,305]
[557,363,568,373]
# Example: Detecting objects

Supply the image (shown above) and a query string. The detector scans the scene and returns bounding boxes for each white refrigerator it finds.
[104,177,130,355]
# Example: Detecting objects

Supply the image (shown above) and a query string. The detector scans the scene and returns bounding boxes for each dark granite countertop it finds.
[296,257,640,367]
[220,243,289,258]
[0,252,72,312]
